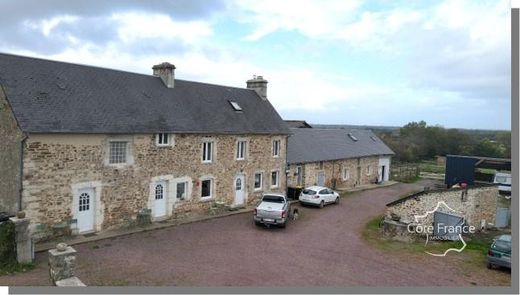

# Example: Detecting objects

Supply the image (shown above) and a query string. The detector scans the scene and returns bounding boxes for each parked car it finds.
[254,193,291,228]
[299,186,340,208]
[487,234,511,269]
[493,171,511,196]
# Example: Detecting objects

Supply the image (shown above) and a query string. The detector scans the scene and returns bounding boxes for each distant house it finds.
[0,53,289,239]
[284,120,312,128]
[287,128,394,189]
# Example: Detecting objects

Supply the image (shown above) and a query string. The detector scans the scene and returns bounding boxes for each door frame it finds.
[149,175,175,221]
[71,181,103,234]
[317,171,325,186]
[233,174,247,206]
[152,180,168,219]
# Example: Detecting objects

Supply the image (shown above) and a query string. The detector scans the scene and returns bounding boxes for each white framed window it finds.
[202,141,213,163]
[156,133,173,146]
[318,161,324,170]
[342,167,350,180]
[236,140,247,160]
[176,181,188,200]
[200,178,213,200]
[155,184,164,200]
[254,173,263,191]
[272,139,280,158]
[366,166,372,176]
[271,170,279,188]
[109,141,128,164]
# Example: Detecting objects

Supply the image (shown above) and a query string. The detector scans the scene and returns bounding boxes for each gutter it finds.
[18,134,28,212]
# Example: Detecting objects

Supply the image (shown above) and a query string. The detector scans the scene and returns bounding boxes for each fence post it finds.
[48,243,81,285]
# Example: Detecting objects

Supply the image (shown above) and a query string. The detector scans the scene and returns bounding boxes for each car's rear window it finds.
[263,195,284,203]
[302,189,316,195]
[492,240,511,253]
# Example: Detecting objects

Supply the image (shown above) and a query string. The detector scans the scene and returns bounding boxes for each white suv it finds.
[299,186,340,208]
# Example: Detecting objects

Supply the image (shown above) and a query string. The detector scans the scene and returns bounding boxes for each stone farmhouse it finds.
[286,128,394,190]
[0,53,289,239]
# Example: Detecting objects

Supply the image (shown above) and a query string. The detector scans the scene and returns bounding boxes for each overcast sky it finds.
[0,0,512,130]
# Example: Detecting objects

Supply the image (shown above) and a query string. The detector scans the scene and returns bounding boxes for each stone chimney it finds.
[152,62,176,88]
[246,75,268,100]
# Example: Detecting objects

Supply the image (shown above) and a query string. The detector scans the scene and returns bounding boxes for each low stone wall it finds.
[382,219,417,243]
[386,186,498,228]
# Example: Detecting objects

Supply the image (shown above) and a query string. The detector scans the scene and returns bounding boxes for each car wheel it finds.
[487,263,493,269]
[319,200,324,208]
[279,221,286,228]
[335,197,340,204]
[254,221,262,226]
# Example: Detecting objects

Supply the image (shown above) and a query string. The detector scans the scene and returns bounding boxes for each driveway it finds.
[0,179,510,287]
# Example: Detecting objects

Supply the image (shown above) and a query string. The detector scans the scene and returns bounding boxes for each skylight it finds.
[229,100,242,111]
[348,133,358,142]
[370,136,377,142]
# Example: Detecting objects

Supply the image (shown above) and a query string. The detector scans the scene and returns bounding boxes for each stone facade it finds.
[21,133,287,240]
[385,186,498,228]
[0,87,24,214]
[287,156,380,189]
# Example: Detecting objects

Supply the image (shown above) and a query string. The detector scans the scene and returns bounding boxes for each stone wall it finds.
[0,88,23,214]
[22,133,287,240]
[385,186,498,227]
[287,156,380,189]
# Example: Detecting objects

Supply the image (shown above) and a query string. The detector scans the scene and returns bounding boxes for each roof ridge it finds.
[0,52,251,91]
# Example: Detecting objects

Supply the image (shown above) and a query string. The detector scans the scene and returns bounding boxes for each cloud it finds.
[0,0,511,129]
[232,0,362,40]
[0,0,224,55]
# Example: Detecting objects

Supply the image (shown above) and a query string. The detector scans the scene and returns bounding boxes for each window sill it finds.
[200,197,213,202]
[202,161,213,164]
[106,163,132,169]
[253,188,262,192]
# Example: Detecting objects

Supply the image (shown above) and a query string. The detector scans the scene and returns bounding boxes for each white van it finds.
[493,171,511,195]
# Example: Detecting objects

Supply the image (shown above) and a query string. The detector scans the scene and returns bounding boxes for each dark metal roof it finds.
[446,154,511,171]
[287,128,394,164]
[0,53,289,135]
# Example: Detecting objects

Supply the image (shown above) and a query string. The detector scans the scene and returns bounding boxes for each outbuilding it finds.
[286,128,394,192]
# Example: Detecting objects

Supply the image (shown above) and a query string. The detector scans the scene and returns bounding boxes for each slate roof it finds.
[0,53,289,134]
[287,128,394,164]
[284,120,312,128]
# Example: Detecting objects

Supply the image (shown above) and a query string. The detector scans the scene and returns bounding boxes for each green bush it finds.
[0,221,17,268]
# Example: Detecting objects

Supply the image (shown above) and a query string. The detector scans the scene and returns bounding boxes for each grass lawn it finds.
[0,263,35,277]
[362,216,511,286]
[419,160,445,174]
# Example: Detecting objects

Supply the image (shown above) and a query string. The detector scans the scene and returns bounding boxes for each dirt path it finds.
[0,179,510,287]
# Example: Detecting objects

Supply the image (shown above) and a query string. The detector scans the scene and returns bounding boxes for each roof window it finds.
[348,133,358,142]
[370,136,377,142]
[229,100,243,111]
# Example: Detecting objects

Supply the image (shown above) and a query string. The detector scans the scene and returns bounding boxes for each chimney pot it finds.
[152,62,176,88]
[246,75,268,100]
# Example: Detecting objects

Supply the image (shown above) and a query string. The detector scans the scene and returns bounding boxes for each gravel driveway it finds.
[0,180,510,287]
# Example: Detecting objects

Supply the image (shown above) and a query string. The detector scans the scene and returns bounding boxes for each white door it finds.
[234,175,245,206]
[317,172,325,186]
[153,181,167,218]
[77,188,95,233]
